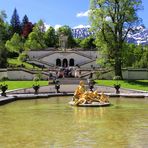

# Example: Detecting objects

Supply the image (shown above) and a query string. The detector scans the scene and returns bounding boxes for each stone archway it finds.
[63,59,68,67]
[69,58,74,66]
[56,58,61,67]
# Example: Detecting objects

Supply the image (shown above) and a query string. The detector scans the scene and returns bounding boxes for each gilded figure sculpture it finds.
[70,81,110,107]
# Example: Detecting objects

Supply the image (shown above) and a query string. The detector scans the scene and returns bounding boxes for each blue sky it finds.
[0,0,148,29]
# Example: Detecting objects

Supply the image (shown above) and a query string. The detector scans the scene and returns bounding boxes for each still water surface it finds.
[0,97,148,148]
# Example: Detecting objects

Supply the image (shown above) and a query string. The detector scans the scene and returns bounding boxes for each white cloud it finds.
[76,10,90,17]
[73,24,91,29]
[44,24,91,31]
[54,24,62,31]
[44,23,62,31]
[44,23,51,31]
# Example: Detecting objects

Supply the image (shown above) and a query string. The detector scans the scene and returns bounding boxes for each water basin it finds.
[0,97,148,148]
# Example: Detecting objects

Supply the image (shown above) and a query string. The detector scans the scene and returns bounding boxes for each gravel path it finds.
[7,84,147,94]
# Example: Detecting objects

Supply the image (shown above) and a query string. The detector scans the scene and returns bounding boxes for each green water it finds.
[0,97,148,148]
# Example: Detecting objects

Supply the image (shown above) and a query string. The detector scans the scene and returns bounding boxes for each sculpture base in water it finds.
[69,100,110,107]
[70,80,110,107]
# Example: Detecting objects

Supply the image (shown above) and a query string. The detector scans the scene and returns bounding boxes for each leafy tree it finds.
[80,36,96,49]
[0,10,8,42]
[0,10,7,22]
[5,33,24,54]
[18,52,29,62]
[24,32,44,50]
[22,22,33,38]
[0,11,13,40]
[0,43,7,68]
[134,46,148,68]
[122,43,142,67]
[122,44,148,68]
[74,38,82,48]
[44,26,57,47]
[24,20,47,50]
[90,0,142,78]
[10,8,21,34]
[0,10,8,68]
[57,25,75,48]
[21,15,33,38]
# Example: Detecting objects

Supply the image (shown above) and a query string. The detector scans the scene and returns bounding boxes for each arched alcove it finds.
[56,59,61,66]
[69,58,74,66]
[63,59,68,67]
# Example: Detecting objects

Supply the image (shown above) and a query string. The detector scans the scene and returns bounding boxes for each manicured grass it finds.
[0,80,147,91]
[0,81,48,91]
[95,80,148,91]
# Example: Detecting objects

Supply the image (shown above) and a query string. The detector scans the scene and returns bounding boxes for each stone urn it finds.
[33,85,40,94]
[0,84,8,97]
[113,76,121,94]
[114,84,120,94]
[33,75,40,94]
[55,80,60,93]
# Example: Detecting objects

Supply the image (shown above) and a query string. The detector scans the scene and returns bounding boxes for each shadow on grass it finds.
[124,80,148,88]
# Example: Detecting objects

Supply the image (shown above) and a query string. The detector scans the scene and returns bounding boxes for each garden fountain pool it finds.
[0,97,148,148]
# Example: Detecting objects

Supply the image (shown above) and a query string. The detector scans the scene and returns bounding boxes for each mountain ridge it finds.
[72,26,148,45]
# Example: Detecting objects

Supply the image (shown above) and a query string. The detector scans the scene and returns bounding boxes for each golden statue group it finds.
[70,80,110,106]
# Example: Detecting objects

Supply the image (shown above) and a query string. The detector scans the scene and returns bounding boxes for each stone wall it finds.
[80,61,99,69]
[122,69,148,80]
[41,52,91,66]
[28,51,54,59]
[0,69,48,80]
[0,69,7,79]
[7,70,34,80]
[27,50,100,68]
[0,68,148,80]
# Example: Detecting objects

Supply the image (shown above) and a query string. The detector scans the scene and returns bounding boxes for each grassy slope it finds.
[95,80,148,91]
[8,58,40,69]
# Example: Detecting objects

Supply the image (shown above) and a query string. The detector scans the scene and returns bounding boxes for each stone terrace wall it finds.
[0,69,48,80]
[122,69,148,80]
[0,69,7,79]
[0,68,148,80]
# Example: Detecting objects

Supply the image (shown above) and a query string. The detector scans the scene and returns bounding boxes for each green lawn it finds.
[95,80,148,91]
[0,80,147,92]
[0,81,48,91]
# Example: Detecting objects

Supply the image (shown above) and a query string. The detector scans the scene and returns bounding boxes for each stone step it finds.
[57,78,88,84]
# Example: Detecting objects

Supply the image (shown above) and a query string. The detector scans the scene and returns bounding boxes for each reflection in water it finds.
[0,97,148,148]
[73,107,106,123]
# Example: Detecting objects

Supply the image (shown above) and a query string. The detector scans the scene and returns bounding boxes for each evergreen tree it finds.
[21,14,29,29]
[10,8,21,34]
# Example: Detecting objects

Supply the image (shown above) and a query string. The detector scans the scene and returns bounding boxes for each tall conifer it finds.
[10,8,21,34]
[21,14,29,28]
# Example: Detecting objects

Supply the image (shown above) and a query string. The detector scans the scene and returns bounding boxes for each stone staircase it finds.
[57,78,88,85]
[27,59,54,68]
